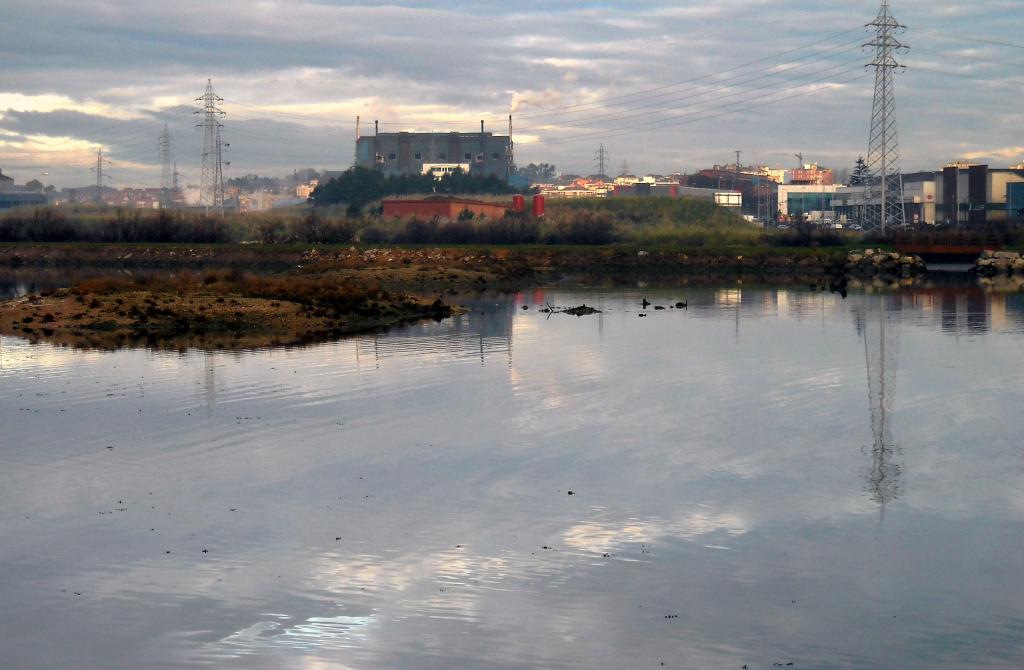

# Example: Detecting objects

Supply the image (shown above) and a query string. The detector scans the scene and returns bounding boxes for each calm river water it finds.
[2,282,1023,669]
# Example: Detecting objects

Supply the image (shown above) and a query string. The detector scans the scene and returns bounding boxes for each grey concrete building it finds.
[830,165,1024,226]
[355,125,512,180]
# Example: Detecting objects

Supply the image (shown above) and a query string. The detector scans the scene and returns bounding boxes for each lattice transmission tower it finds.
[158,124,174,208]
[864,0,908,233]
[195,79,226,215]
[595,143,608,178]
[91,148,110,204]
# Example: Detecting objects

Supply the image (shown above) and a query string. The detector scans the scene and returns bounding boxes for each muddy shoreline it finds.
[0,271,455,352]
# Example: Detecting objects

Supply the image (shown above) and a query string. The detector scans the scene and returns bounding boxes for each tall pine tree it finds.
[849,156,870,186]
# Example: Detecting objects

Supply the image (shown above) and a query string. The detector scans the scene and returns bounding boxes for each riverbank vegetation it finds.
[0,197,866,249]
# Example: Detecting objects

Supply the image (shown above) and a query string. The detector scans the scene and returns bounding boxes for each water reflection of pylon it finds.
[860,297,902,514]
[204,351,217,418]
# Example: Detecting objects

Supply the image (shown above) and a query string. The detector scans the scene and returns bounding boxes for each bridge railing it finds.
[891,229,1005,250]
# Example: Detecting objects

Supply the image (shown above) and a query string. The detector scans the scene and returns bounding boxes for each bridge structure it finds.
[891,229,1005,261]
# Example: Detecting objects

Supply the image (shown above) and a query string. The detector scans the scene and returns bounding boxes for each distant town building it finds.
[790,163,835,186]
[778,183,842,220]
[0,192,47,210]
[356,127,511,180]
[675,187,742,208]
[0,168,49,208]
[422,163,471,179]
[295,180,318,199]
[239,192,302,212]
[540,176,613,199]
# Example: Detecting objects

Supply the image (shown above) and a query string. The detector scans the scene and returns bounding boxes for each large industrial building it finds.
[828,164,1024,226]
[0,168,48,209]
[355,123,512,180]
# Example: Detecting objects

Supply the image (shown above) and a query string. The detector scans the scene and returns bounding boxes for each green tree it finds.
[849,157,870,186]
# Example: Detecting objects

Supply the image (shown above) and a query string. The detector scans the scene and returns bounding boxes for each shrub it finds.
[358,225,389,244]
[544,210,618,245]
[435,220,478,244]
[394,218,438,244]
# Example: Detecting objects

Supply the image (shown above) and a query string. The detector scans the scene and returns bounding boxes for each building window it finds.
[491,153,500,159]
[439,153,446,159]
[465,153,472,160]
[414,153,422,160]
[388,153,396,160]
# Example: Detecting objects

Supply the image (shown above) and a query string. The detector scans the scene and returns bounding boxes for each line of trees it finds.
[308,167,526,212]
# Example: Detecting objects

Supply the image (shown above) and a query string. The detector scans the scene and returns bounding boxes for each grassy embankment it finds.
[0,198,861,250]
[0,198,870,279]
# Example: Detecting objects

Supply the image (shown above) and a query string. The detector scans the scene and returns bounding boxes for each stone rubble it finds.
[972,249,1024,276]
[845,248,926,278]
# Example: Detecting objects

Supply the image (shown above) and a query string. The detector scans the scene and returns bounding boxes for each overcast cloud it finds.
[0,0,1021,187]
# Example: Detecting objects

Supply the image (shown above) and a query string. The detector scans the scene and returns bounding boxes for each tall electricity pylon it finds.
[91,148,110,204]
[158,124,174,208]
[195,79,226,215]
[595,143,608,178]
[864,0,908,233]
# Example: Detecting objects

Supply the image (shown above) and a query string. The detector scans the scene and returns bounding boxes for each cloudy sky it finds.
[0,0,1021,188]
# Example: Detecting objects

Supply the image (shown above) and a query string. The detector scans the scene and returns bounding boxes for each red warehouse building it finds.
[382,198,511,220]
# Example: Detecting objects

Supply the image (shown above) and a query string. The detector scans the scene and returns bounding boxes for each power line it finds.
[535,60,867,147]
[538,68,869,148]
[515,39,867,126]
[912,27,1024,51]
[906,62,1024,88]
[520,52,867,136]
[511,25,867,120]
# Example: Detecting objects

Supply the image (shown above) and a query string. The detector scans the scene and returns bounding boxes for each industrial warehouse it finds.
[355,120,513,180]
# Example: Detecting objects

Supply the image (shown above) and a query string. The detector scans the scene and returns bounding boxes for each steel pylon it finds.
[195,79,226,215]
[864,1,907,233]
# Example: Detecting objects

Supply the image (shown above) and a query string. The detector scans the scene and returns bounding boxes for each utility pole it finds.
[865,0,908,233]
[195,79,226,215]
[354,115,361,167]
[91,148,110,204]
[595,143,608,178]
[158,124,174,208]
[507,113,514,181]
